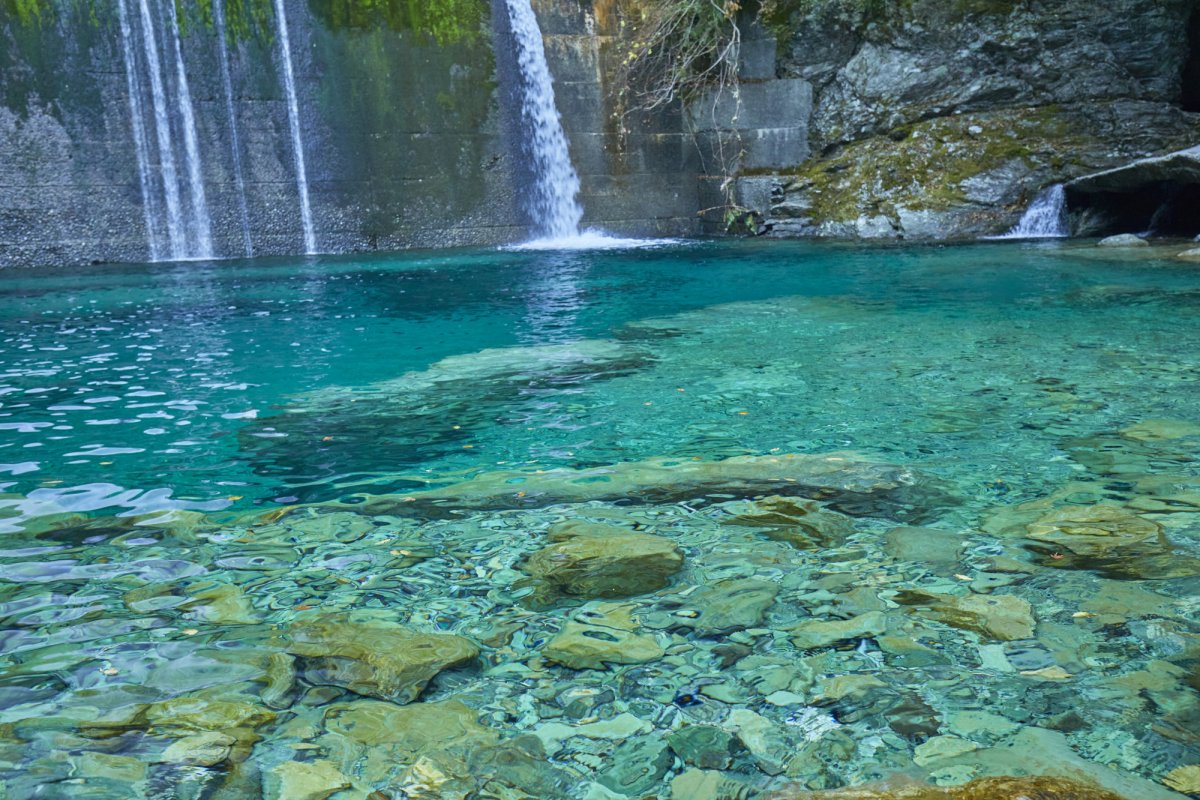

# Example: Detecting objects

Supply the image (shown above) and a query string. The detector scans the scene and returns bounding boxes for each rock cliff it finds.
[722,0,1200,238]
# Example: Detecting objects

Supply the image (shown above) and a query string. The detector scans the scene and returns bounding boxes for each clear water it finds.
[1,240,1198,798]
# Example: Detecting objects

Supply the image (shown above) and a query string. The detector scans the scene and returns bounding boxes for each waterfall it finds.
[272,0,318,254]
[213,0,253,257]
[119,0,215,261]
[115,0,162,261]
[500,0,583,241]
[1001,184,1069,239]
[165,0,213,258]
[135,0,186,258]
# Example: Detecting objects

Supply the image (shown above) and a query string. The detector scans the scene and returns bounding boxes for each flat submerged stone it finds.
[286,612,478,703]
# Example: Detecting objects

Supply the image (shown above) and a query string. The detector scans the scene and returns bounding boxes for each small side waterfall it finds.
[1001,184,1069,239]
[272,0,318,254]
[213,0,253,257]
[500,0,583,241]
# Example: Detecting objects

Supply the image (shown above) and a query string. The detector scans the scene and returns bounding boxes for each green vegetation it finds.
[776,107,1080,224]
[1,0,50,26]
[307,0,487,44]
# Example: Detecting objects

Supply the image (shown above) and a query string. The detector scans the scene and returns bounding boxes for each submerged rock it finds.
[1098,234,1149,247]
[884,526,964,575]
[1162,766,1200,794]
[1025,505,1164,557]
[724,495,855,548]
[790,611,887,649]
[764,775,1131,798]
[671,578,781,635]
[139,697,276,732]
[263,760,350,800]
[597,736,674,796]
[671,768,756,800]
[542,603,664,670]
[896,591,1035,641]
[524,526,683,599]
[668,725,740,770]
[353,452,954,522]
[157,732,236,766]
[324,698,499,753]
[286,613,478,703]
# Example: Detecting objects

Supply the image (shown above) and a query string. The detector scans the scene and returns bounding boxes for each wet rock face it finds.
[793,0,1195,149]
[740,0,1200,239]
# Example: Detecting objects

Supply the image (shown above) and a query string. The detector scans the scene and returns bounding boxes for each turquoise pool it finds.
[0,240,1197,798]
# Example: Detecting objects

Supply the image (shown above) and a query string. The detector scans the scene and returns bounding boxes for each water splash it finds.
[272,0,318,255]
[213,0,253,257]
[998,184,1069,239]
[501,0,583,240]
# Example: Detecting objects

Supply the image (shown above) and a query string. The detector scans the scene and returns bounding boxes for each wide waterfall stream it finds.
[501,0,585,242]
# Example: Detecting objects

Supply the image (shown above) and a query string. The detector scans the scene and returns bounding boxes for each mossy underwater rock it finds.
[285,612,478,703]
[894,591,1035,641]
[351,452,954,522]
[523,523,683,599]
[542,603,664,670]
[723,495,855,549]
[765,775,1132,799]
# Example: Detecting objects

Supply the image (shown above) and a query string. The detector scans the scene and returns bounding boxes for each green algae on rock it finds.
[723,495,855,549]
[285,613,479,703]
[349,451,954,520]
[894,591,1036,641]
[790,611,888,649]
[542,602,665,670]
[523,524,683,599]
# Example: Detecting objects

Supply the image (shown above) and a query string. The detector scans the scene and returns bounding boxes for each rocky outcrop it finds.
[720,0,1200,239]
[1066,146,1200,237]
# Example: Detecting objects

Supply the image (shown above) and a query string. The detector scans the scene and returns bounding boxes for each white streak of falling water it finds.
[272,0,317,254]
[1000,184,1069,239]
[116,0,162,261]
[165,0,214,258]
[503,0,583,240]
[213,0,253,257]
[136,0,186,258]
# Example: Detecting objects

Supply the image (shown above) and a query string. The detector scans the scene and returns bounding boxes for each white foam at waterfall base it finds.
[507,230,685,251]
[990,184,1069,239]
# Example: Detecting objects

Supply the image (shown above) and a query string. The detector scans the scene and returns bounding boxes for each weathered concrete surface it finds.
[0,0,700,268]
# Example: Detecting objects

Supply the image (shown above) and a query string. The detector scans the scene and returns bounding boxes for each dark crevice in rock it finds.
[1066,181,1200,237]
[1184,8,1200,111]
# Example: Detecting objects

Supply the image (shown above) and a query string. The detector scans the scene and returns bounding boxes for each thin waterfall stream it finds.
[272,0,318,255]
[165,0,213,258]
[115,0,162,261]
[135,0,186,258]
[213,0,254,257]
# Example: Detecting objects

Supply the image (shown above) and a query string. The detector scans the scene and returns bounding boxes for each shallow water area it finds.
[0,240,1198,799]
